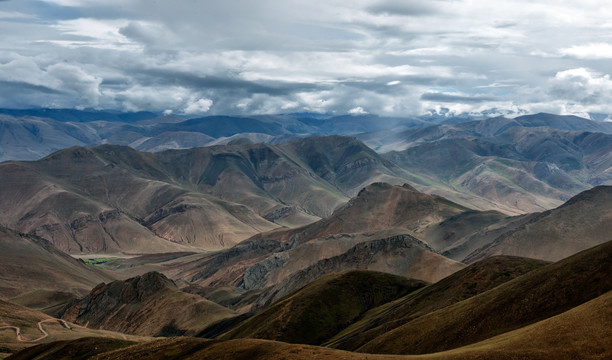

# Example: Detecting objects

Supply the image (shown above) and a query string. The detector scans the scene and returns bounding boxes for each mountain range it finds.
[2,109,612,359]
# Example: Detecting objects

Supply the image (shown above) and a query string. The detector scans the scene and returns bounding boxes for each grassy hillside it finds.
[357,239,612,354]
[219,271,427,345]
[326,255,548,350]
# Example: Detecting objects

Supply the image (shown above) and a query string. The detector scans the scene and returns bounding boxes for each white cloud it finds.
[559,43,612,59]
[47,63,102,105]
[184,98,213,114]
[537,67,612,115]
[0,55,101,106]
[49,18,141,51]
[348,106,367,114]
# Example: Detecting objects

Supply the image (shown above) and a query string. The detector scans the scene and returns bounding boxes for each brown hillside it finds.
[0,299,142,358]
[466,185,612,262]
[326,255,548,350]
[251,234,464,309]
[219,271,426,345]
[357,239,612,355]
[0,226,113,299]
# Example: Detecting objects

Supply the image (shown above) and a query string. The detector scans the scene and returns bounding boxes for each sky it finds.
[1,0,612,118]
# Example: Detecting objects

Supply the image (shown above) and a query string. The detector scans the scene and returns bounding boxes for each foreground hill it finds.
[326,256,548,350]
[218,271,426,345]
[7,240,612,359]
[10,288,612,360]
[0,226,113,302]
[357,238,612,354]
[59,272,235,337]
[0,299,141,358]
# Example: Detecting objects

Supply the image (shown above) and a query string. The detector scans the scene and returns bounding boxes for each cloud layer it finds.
[1,0,612,117]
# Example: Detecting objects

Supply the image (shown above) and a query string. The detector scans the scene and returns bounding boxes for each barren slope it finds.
[466,185,612,262]
[179,183,472,294]
[0,226,113,299]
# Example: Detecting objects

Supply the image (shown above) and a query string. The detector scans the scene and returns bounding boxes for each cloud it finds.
[0,55,101,108]
[0,11,35,18]
[559,43,612,59]
[549,68,612,105]
[348,106,368,114]
[366,0,440,16]
[1,0,612,117]
[420,92,494,103]
[184,98,213,114]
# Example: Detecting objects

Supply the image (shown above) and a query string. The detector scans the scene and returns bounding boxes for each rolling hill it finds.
[218,271,426,345]
[325,255,548,350]
[9,287,612,359]
[357,238,612,354]
[0,136,423,254]
[0,299,142,359]
[380,115,612,215]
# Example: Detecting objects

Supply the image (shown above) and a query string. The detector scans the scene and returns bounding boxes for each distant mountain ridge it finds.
[4,109,612,216]
[0,110,434,162]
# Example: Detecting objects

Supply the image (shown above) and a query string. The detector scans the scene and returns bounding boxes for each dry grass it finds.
[357,239,612,355]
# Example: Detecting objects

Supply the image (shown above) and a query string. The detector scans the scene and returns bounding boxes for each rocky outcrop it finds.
[60,272,236,336]
[61,272,177,324]
[252,234,464,309]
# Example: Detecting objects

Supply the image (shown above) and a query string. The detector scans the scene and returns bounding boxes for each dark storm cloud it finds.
[366,0,440,16]
[129,68,324,96]
[0,81,63,95]
[0,81,64,108]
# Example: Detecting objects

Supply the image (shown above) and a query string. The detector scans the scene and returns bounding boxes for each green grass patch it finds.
[82,257,118,265]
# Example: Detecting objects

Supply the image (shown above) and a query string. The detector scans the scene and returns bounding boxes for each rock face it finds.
[60,272,236,336]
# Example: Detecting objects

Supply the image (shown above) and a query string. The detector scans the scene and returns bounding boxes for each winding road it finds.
[0,318,71,342]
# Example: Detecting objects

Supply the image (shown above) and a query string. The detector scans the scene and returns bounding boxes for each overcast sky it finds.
[1,0,612,117]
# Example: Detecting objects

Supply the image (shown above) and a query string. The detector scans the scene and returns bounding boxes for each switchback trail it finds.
[0,319,72,342]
